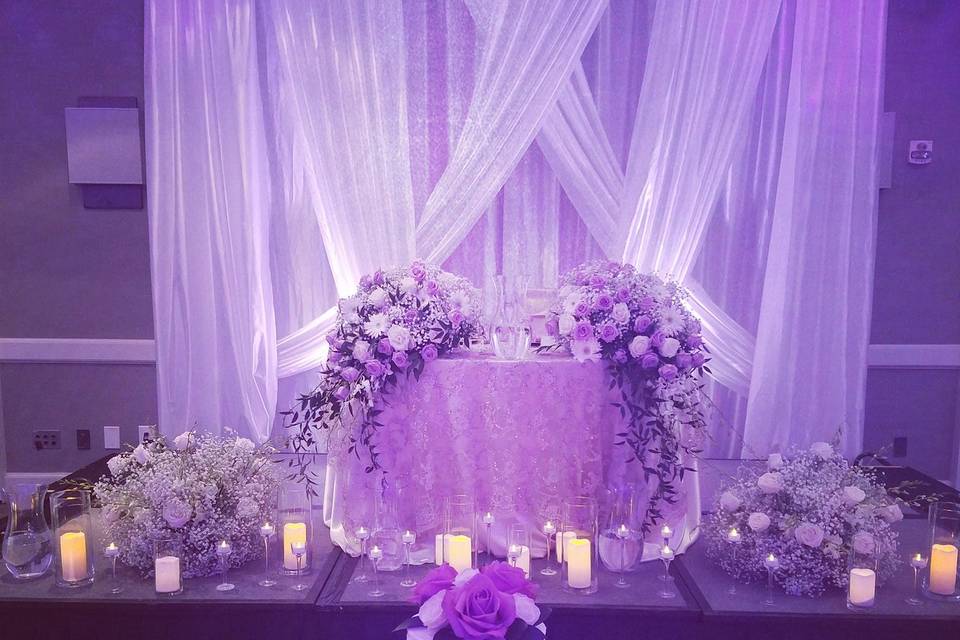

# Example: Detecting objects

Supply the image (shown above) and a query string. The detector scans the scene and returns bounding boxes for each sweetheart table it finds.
[322,351,700,563]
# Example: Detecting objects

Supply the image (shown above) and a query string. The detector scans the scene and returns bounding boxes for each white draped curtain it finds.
[146,0,887,457]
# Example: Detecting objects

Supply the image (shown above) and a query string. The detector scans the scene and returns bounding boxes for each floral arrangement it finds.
[704,441,903,597]
[284,262,482,482]
[396,562,548,640]
[94,431,280,578]
[543,260,708,534]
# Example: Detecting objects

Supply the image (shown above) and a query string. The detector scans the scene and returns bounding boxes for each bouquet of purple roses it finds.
[544,260,709,534]
[396,562,549,640]
[284,262,482,485]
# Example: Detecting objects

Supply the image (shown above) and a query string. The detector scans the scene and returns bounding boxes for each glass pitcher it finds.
[2,483,53,579]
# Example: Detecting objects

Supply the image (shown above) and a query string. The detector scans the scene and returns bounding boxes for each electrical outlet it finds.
[893,436,907,458]
[138,425,156,444]
[33,430,62,450]
[76,429,91,450]
[104,426,121,450]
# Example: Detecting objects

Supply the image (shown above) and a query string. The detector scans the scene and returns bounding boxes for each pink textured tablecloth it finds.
[323,352,700,563]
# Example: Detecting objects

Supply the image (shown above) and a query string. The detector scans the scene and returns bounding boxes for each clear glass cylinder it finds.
[278,483,313,575]
[1,483,53,579]
[846,550,877,610]
[50,489,95,587]
[599,484,642,573]
[443,495,475,572]
[154,537,183,595]
[926,501,960,600]
[508,523,531,578]
[371,485,403,572]
[560,496,598,594]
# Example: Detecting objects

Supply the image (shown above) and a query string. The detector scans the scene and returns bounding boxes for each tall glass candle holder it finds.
[906,552,928,605]
[560,497,598,594]
[925,501,960,600]
[444,495,475,573]
[278,484,312,576]
[51,490,95,588]
[847,550,877,611]
[541,520,557,577]
[154,538,183,596]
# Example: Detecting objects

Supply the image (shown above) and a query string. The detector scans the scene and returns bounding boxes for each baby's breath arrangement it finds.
[94,431,280,578]
[704,440,902,597]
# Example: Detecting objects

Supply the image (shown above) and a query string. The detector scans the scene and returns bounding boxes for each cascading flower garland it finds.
[284,262,483,486]
[544,260,709,535]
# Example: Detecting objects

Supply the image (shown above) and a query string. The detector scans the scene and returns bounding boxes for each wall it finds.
[0,0,154,476]
[864,0,960,482]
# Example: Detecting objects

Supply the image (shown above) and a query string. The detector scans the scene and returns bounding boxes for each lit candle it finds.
[217,541,232,556]
[402,530,416,545]
[369,545,383,561]
[566,538,592,588]
[660,545,675,561]
[911,553,928,569]
[556,531,577,563]
[849,568,876,606]
[764,553,779,569]
[291,541,307,557]
[616,524,630,539]
[448,535,472,572]
[105,542,120,558]
[543,521,556,536]
[660,525,673,540]
[155,555,181,593]
[355,526,370,541]
[930,543,958,595]
[59,531,88,582]
[260,523,275,538]
[482,512,495,525]
[435,533,453,565]
[283,522,308,570]
[727,528,742,543]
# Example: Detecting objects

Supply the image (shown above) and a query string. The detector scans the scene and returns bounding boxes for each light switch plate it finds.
[103,426,121,450]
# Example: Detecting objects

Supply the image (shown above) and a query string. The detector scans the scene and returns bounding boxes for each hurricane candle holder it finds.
[925,501,960,600]
[259,523,277,587]
[216,541,235,592]
[104,543,121,594]
[560,497,598,594]
[847,550,877,611]
[51,489,95,588]
[401,530,416,588]
[615,524,630,589]
[658,544,676,599]
[154,538,183,596]
[907,552,929,605]
[354,525,371,583]
[369,545,384,598]
[482,512,495,566]
[508,524,531,578]
[726,528,742,595]
[444,495,475,573]
[278,484,311,576]
[291,541,308,592]
[763,553,779,606]
[541,520,557,577]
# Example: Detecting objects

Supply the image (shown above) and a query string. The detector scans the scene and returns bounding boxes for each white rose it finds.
[338,297,359,317]
[132,444,150,465]
[558,313,576,336]
[659,337,681,358]
[766,453,784,470]
[747,512,771,532]
[387,325,411,351]
[810,441,834,460]
[719,491,742,511]
[877,503,903,523]
[563,293,581,314]
[171,432,193,451]
[852,532,875,554]
[514,594,541,625]
[368,288,388,308]
[417,590,447,630]
[400,277,418,295]
[842,485,866,506]
[757,472,783,494]
[611,302,630,324]
[106,454,129,475]
[628,335,650,358]
[235,437,255,453]
[352,340,371,362]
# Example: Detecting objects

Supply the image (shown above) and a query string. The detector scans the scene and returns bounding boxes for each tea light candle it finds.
[566,538,592,588]
[104,542,120,559]
[260,523,275,538]
[543,521,556,536]
[291,541,307,557]
[659,544,675,561]
[448,535,472,572]
[556,531,577,563]
[727,528,742,544]
[59,531,88,582]
[369,545,383,561]
[660,525,673,540]
[849,568,876,607]
[482,512,495,525]
[764,553,779,570]
[930,543,958,595]
[283,522,308,570]
[910,553,929,569]
[216,541,232,557]
[402,530,416,545]
[616,524,630,540]
[355,526,370,541]
[155,555,181,593]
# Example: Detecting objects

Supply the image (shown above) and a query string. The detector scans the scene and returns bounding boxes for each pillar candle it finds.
[434,533,454,565]
[517,545,531,578]
[930,543,959,595]
[283,522,308,570]
[556,531,577,563]
[848,568,876,606]
[59,531,88,582]
[155,556,181,594]
[448,535,472,572]
[566,538,592,589]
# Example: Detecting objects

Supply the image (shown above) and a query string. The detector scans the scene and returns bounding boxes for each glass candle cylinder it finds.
[847,550,877,610]
[560,496,598,594]
[154,538,183,595]
[508,524,531,578]
[279,483,312,575]
[50,490,95,588]
[444,495,475,572]
[926,501,960,600]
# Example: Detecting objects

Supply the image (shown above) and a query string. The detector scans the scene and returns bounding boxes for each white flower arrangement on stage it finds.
[543,260,709,535]
[94,432,280,578]
[704,440,902,596]
[284,262,483,484]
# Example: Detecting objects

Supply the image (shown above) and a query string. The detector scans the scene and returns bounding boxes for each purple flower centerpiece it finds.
[284,262,483,481]
[543,260,709,535]
[704,439,901,597]
[398,563,548,640]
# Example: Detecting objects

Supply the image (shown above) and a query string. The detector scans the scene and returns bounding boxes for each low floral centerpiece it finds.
[94,431,280,578]
[284,262,482,480]
[704,440,902,596]
[397,562,549,640]
[543,260,708,534]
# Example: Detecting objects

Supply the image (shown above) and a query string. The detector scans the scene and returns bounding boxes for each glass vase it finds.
[846,550,877,610]
[51,489,95,587]
[443,495,475,572]
[154,537,183,595]
[1,483,53,579]
[490,276,530,360]
[925,501,960,600]
[371,484,403,572]
[278,483,312,576]
[560,496,598,594]
[599,484,641,573]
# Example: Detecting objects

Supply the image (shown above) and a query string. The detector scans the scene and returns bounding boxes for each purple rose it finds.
[599,323,619,343]
[162,498,192,529]
[421,344,439,362]
[616,287,631,302]
[377,337,394,356]
[573,321,593,341]
[685,334,703,349]
[442,573,517,640]
[333,385,350,401]
[639,296,655,311]
[675,353,692,369]
[448,309,464,326]
[589,275,607,287]
[325,334,336,346]
[392,350,409,368]
[613,349,628,364]
[691,352,706,368]
[405,308,419,322]
[658,364,678,381]
[340,366,360,383]
[327,351,342,364]
[641,353,659,369]
[545,315,559,337]
[633,315,652,333]
[481,561,539,599]
[359,274,373,290]
[410,262,427,281]
[574,301,591,317]
[594,294,614,311]
[364,360,385,377]
[794,522,825,548]
[649,331,666,348]
[425,280,439,295]
[373,269,385,285]
[412,564,457,605]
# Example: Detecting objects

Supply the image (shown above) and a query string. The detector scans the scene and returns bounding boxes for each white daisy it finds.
[658,306,685,336]
[570,337,601,363]
[363,312,389,337]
